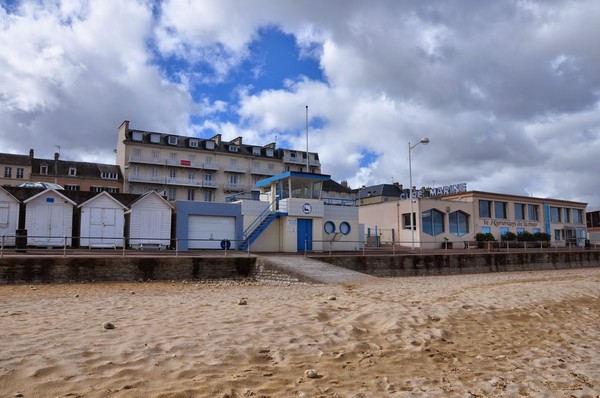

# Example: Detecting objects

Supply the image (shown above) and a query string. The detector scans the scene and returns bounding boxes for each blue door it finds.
[297,218,313,251]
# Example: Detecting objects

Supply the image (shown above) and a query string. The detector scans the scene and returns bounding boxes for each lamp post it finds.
[409,137,430,250]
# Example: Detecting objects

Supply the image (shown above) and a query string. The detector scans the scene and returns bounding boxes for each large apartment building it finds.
[115,120,322,202]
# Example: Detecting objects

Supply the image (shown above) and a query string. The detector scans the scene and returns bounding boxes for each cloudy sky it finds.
[1,0,599,205]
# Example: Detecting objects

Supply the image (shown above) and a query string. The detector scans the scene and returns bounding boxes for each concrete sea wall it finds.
[1,251,599,284]
[312,251,600,277]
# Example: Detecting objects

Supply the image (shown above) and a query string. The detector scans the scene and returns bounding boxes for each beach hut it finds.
[78,191,127,248]
[0,186,20,246]
[127,191,173,249]
[24,189,76,247]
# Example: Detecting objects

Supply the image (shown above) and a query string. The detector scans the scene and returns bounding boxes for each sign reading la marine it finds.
[401,183,467,200]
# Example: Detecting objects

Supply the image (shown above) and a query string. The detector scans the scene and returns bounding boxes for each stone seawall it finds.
[0,257,256,284]
[311,251,600,277]
[1,251,599,284]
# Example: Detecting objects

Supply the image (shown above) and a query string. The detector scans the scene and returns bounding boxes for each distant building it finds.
[587,206,600,243]
[355,183,404,205]
[115,120,322,202]
[0,149,123,193]
[0,150,32,186]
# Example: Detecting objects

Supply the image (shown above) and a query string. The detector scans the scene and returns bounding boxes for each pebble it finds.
[14,393,24,397]
[102,321,115,330]
[238,298,247,305]
[304,369,319,378]
[328,295,336,301]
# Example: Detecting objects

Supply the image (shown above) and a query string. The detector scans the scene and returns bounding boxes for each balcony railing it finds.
[129,155,219,170]
[128,173,219,188]
[282,155,321,166]
[224,182,247,191]
[223,164,248,173]
[251,166,279,176]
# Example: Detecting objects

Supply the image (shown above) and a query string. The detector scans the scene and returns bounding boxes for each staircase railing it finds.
[242,195,280,241]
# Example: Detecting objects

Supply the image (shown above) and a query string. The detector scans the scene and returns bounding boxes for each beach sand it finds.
[1,268,599,397]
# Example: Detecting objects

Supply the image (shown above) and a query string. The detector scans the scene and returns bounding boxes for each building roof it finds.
[30,157,123,181]
[123,127,319,160]
[0,153,31,166]
[356,184,403,199]
[322,179,353,194]
[442,190,588,206]
[2,186,142,207]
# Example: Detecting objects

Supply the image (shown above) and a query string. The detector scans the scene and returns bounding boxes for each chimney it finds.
[29,148,34,163]
[54,152,60,161]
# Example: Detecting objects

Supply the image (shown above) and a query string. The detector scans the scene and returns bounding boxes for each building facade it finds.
[0,151,32,186]
[115,120,322,202]
[359,189,588,248]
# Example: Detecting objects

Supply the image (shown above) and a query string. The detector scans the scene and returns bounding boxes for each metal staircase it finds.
[238,197,283,251]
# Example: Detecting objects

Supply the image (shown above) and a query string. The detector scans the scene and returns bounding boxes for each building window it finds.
[188,171,195,182]
[339,221,351,235]
[101,172,118,180]
[402,213,416,230]
[187,189,195,201]
[228,174,239,184]
[169,169,177,180]
[152,150,160,160]
[500,227,509,237]
[132,131,143,141]
[517,227,525,234]
[252,147,261,156]
[479,200,492,218]
[90,186,103,193]
[290,151,297,158]
[16,168,24,179]
[3,167,11,178]
[106,187,119,194]
[167,187,176,201]
[68,167,77,176]
[550,206,561,222]
[40,164,48,175]
[204,190,213,202]
[533,228,541,234]
[515,203,525,220]
[562,208,570,223]
[572,209,583,224]
[422,209,445,236]
[449,211,469,237]
[205,140,215,150]
[494,201,507,219]
[481,226,491,234]
[204,172,213,181]
[528,204,539,221]
[150,133,160,143]
[170,152,177,162]
[65,185,80,191]
[554,229,563,240]
[151,167,160,181]
[132,148,142,160]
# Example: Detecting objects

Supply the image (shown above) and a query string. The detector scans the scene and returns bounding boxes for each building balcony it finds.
[224,182,247,192]
[223,164,248,173]
[128,155,217,170]
[251,166,279,176]
[127,173,220,189]
[282,155,321,167]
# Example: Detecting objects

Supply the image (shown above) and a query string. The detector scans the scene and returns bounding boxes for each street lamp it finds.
[408,137,430,250]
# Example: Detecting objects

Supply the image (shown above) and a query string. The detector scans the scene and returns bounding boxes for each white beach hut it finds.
[0,187,20,246]
[78,191,127,248]
[127,191,173,249]
[24,189,76,247]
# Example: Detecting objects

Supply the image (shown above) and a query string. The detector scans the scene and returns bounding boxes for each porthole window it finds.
[340,221,351,235]
[324,221,335,234]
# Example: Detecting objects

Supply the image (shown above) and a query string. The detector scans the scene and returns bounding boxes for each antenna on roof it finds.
[305,105,309,172]
[55,145,61,155]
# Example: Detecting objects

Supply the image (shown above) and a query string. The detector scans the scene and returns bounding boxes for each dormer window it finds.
[266,148,274,157]
[168,136,178,145]
[205,140,215,150]
[252,147,261,156]
[188,139,198,148]
[132,131,143,141]
[150,133,161,143]
[40,164,48,175]
[68,166,77,176]
[290,151,297,158]
[228,145,239,152]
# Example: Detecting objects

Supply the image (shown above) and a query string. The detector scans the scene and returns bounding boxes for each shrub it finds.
[502,231,518,241]
[517,231,535,242]
[533,232,551,242]
[475,232,496,242]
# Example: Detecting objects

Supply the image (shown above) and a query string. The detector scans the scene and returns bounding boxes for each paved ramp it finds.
[257,255,376,284]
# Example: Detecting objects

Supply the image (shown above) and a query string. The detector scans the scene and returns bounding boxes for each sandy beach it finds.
[1,268,599,397]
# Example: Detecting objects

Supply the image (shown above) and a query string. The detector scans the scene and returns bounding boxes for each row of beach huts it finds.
[0,186,173,249]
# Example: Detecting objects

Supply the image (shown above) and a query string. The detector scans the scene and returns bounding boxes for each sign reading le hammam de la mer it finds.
[401,183,467,200]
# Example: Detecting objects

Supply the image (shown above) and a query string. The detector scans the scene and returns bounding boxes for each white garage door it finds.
[188,215,236,249]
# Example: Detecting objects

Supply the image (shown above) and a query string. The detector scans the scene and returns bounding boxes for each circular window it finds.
[324,221,335,234]
[339,221,351,235]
